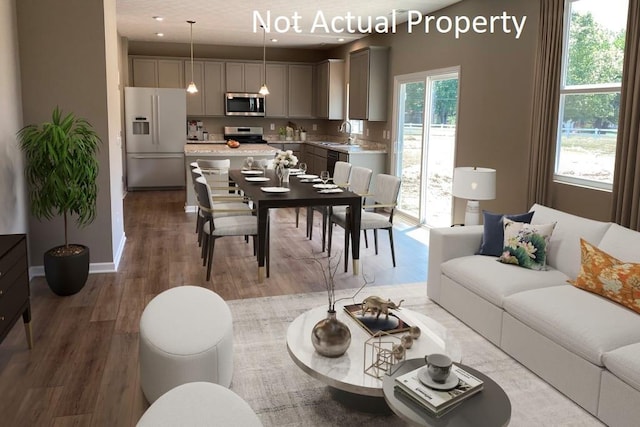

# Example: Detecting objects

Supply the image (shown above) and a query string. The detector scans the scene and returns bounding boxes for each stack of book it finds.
[394,364,484,417]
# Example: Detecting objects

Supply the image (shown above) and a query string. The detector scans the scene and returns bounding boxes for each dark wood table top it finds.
[229,169,361,208]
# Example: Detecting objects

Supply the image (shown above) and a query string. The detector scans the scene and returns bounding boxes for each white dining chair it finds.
[328,173,401,272]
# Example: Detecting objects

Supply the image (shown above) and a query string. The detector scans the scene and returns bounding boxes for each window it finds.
[344,83,364,135]
[555,0,627,189]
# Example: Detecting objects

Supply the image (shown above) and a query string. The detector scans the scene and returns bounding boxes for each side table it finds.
[382,359,511,427]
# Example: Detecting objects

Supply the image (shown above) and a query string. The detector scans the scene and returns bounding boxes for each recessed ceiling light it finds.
[270,38,278,42]
[337,38,345,42]
[152,16,164,21]
[155,32,164,37]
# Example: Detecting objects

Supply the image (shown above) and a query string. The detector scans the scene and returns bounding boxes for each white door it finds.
[392,68,459,228]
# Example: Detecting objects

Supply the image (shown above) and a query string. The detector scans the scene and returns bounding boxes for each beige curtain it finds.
[611,0,640,231]
[526,0,565,208]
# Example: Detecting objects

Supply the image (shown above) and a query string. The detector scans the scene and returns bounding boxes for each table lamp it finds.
[452,167,496,225]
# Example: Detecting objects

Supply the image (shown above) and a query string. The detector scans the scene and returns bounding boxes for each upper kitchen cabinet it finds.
[185,60,204,115]
[131,57,184,88]
[225,62,263,93]
[348,47,389,121]
[184,60,225,116]
[265,64,287,118]
[315,59,345,120]
[288,64,314,118]
[203,61,225,116]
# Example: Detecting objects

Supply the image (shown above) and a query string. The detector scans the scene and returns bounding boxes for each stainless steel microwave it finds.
[225,93,265,116]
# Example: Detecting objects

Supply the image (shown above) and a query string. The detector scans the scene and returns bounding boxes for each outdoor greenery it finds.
[564,11,625,130]
[403,79,458,125]
[18,107,101,247]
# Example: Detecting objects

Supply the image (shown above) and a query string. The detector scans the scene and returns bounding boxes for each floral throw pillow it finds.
[570,239,640,314]
[497,219,556,270]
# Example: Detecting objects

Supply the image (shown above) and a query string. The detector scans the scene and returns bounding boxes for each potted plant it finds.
[17,107,101,296]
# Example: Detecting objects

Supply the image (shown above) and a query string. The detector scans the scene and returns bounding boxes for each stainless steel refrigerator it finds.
[125,87,186,189]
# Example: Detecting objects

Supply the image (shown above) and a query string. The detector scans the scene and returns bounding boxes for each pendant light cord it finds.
[189,21,195,84]
[262,25,267,84]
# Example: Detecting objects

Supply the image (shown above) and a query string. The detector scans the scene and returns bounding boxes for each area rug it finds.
[227,283,603,426]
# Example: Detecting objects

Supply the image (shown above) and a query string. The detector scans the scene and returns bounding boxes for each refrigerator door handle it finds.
[153,95,160,145]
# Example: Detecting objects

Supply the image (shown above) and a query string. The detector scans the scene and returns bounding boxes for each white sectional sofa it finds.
[427,204,640,427]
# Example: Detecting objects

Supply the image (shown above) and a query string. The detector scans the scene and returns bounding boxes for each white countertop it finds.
[184,144,279,156]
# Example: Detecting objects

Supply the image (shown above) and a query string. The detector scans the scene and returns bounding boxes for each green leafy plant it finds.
[18,107,101,250]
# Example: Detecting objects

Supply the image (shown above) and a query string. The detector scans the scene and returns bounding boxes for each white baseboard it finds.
[185,205,197,213]
[29,234,127,278]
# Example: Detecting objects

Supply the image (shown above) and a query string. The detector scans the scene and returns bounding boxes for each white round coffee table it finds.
[286,303,462,397]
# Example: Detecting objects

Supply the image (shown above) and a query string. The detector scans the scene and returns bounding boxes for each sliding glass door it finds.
[392,68,459,228]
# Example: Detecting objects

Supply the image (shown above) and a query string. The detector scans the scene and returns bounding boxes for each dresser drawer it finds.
[0,270,29,329]
[0,244,28,295]
[0,240,27,280]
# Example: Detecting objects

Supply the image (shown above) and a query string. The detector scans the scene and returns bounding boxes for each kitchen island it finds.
[184,143,279,210]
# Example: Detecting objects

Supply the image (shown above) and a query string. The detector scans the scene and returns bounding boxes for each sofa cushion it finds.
[603,343,640,392]
[503,286,640,366]
[498,219,556,271]
[441,255,568,307]
[598,223,640,263]
[529,204,611,278]
[477,210,535,256]
[571,239,640,314]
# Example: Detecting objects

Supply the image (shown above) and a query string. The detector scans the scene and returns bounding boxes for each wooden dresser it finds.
[0,234,33,348]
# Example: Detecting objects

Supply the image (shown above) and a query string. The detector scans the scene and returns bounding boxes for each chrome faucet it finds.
[339,121,355,144]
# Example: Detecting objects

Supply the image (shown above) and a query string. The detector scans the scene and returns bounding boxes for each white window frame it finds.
[553,0,626,191]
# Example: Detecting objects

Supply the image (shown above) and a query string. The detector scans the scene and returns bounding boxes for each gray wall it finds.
[0,0,28,235]
[16,0,124,265]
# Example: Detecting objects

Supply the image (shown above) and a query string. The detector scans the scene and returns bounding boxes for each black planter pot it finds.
[44,245,90,296]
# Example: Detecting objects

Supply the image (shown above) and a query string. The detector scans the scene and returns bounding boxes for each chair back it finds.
[197,159,231,171]
[197,159,231,196]
[190,167,203,186]
[333,161,352,187]
[349,167,372,195]
[194,176,213,219]
[372,174,401,206]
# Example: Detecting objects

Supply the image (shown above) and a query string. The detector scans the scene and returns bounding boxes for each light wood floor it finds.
[0,189,428,426]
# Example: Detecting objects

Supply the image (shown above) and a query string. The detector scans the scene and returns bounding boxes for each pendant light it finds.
[259,25,269,95]
[186,20,198,94]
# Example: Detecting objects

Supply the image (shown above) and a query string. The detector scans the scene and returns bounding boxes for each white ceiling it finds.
[116,0,461,48]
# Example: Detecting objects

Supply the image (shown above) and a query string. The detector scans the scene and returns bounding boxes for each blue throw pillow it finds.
[477,210,535,257]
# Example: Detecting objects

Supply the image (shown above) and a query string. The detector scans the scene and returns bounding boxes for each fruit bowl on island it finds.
[226,139,240,148]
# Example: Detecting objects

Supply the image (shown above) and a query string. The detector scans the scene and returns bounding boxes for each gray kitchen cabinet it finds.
[288,64,314,118]
[225,62,263,93]
[316,59,345,120]
[310,146,328,175]
[203,61,225,116]
[268,142,302,160]
[131,58,184,88]
[348,46,389,121]
[265,64,287,118]
[185,60,204,116]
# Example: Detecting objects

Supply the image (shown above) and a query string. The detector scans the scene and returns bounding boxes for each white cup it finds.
[425,353,452,383]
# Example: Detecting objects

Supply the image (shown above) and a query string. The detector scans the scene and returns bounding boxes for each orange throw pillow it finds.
[571,239,640,314]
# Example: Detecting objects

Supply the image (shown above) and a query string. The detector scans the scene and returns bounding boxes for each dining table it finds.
[228,169,362,282]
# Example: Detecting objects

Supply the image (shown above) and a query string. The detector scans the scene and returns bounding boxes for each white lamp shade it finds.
[452,167,496,201]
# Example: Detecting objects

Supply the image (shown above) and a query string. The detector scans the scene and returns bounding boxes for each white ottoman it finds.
[137,382,262,427]
[139,286,233,403]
